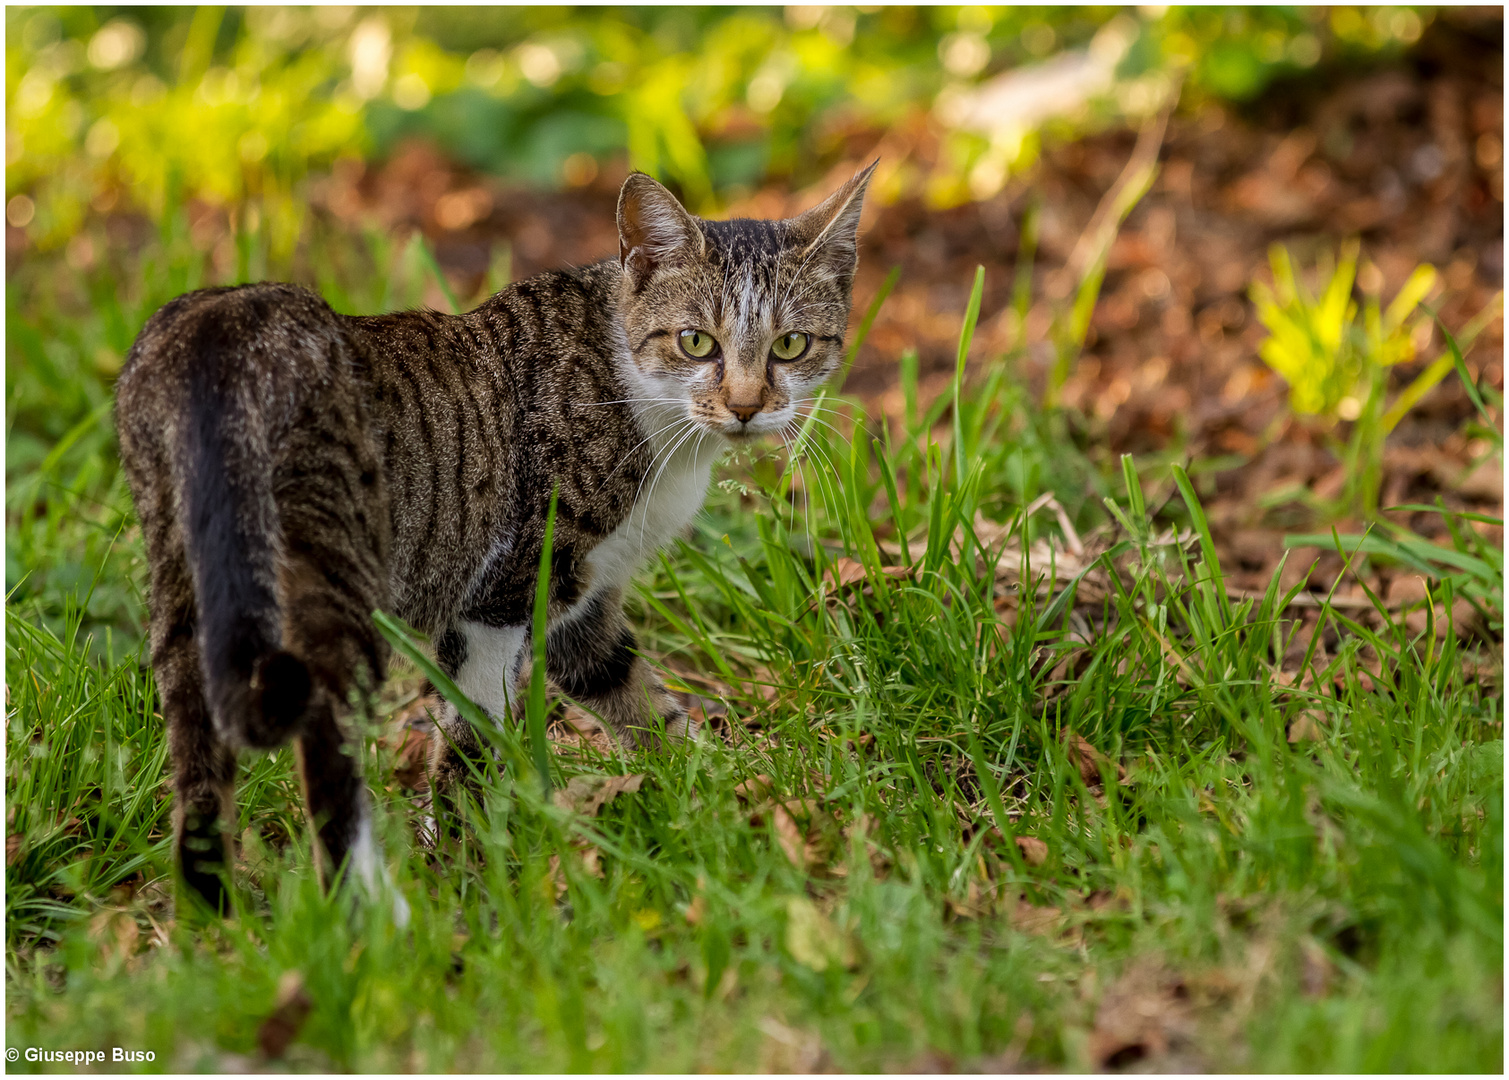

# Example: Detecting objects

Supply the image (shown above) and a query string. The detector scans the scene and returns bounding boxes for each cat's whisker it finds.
[627,416,697,512]
[636,419,705,550]
[781,420,821,529]
[795,435,839,534]
[629,417,697,512]
[792,409,853,449]
[625,418,694,513]
[798,435,845,517]
[572,396,688,408]
[595,412,697,495]
[782,415,843,522]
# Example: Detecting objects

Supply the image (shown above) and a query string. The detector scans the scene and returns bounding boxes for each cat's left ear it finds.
[787,160,877,274]
[618,173,705,287]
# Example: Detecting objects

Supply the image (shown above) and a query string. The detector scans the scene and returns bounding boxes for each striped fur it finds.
[115,166,873,915]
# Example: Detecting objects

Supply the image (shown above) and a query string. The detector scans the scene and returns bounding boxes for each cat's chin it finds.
[718,425,781,443]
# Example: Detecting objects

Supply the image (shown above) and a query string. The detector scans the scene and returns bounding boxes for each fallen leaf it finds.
[784,896,856,971]
[822,556,911,590]
[1006,896,1068,938]
[6,833,22,866]
[1086,958,1197,1070]
[1287,713,1324,742]
[1086,888,1131,914]
[947,876,992,920]
[1061,730,1127,787]
[1300,938,1334,998]
[1015,835,1049,866]
[734,774,775,803]
[551,773,645,816]
[389,725,431,790]
[771,804,806,869]
[544,855,568,900]
[258,970,313,1060]
[841,812,890,878]
[87,907,139,966]
[757,1015,827,1073]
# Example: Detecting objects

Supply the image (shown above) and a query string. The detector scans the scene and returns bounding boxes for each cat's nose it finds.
[727,402,761,423]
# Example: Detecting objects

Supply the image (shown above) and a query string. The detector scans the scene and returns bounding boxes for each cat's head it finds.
[614,163,874,440]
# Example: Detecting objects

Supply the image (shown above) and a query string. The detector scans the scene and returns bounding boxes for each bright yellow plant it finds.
[1252,240,1502,519]
[1251,240,1439,427]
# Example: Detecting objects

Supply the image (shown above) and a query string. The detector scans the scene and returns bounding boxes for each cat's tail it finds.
[174,316,312,750]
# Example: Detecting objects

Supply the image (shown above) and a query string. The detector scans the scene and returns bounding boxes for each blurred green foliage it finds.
[8,5,1436,252]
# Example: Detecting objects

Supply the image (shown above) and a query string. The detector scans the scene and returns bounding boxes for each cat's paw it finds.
[662,705,699,742]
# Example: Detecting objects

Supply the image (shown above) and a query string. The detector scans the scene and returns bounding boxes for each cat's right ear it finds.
[617,173,705,287]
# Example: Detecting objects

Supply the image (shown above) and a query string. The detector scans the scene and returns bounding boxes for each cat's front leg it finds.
[426,621,528,832]
[546,589,696,749]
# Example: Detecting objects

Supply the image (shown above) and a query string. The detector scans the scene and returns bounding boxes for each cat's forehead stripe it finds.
[701,218,785,259]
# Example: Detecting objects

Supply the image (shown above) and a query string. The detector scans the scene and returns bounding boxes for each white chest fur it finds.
[584,424,716,597]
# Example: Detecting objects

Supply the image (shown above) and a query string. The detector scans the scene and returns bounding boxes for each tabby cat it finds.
[115,164,874,918]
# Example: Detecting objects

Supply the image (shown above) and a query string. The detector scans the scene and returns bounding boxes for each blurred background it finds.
[5,5,1503,646]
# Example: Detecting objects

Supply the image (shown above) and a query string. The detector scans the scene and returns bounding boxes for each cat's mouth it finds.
[716,417,784,441]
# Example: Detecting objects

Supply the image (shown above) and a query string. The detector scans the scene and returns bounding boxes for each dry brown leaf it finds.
[733,774,774,803]
[821,556,912,591]
[771,804,806,869]
[1086,888,1131,914]
[6,833,22,866]
[544,854,569,900]
[551,773,645,816]
[1007,897,1068,938]
[841,811,891,878]
[579,844,603,879]
[1061,730,1127,787]
[947,876,992,920]
[389,725,432,791]
[779,797,821,821]
[1086,958,1197,1071]
[257,970,313,1060]
[1287,713,1324,742]
[88,907,139,966]
[1015,835,1049,866]
[1300,938,1334,998]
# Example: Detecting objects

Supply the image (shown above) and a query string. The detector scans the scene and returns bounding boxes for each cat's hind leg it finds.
[142,507,238,915]
[273,457,403,921]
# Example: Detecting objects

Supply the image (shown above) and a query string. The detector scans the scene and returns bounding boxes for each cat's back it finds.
[117,282,356,447]
[335,261,642,629]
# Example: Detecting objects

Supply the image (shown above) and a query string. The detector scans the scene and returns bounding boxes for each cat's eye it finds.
[679,329,718,359]
[770,332,809,362]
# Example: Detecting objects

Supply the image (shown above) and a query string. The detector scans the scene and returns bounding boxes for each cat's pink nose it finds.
[727,402,761,423]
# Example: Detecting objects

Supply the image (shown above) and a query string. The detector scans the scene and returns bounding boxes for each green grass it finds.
[5,210,1502,1072]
